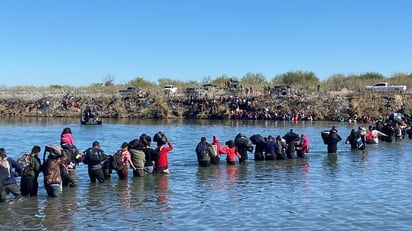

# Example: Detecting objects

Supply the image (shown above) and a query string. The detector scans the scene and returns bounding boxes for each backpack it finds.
[111,151,123,171]
[18,153,33,176]
[85,148,103,164]
[196,142,209,159]
[17,153,31,168]
[1,157,11,177]
[17,152,32,176]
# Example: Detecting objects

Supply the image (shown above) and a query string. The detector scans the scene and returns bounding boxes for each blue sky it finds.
[1,0,411,87]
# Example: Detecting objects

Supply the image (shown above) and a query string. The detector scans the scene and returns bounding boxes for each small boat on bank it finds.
[80,105,102,125]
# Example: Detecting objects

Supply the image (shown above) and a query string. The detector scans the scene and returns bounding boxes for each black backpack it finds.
[196,142,209,159]
[111,151,123,171]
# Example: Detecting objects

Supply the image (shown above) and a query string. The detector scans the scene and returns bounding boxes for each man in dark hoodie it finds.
[0,148,23,204]
[326,129,342,154]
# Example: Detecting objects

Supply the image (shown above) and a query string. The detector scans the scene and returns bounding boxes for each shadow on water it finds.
[323,153,339,177]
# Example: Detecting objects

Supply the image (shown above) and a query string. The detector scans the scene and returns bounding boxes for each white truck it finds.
[365,82,407,92]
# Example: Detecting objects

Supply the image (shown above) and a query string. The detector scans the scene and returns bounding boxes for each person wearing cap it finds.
[20,145,42,197]
[326,129,342,154]
[83,141,108,183]
[0,148,23,203]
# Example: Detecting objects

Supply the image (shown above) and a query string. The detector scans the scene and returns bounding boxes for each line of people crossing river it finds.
[1,118,410,204]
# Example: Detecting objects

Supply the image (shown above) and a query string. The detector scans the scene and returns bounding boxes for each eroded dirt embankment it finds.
[0,88,410,121]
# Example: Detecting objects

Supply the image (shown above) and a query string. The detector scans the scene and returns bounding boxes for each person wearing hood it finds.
[0,148,23,204]
[211,136,225,165]
[326,129,342,154]
[346,129,360,149]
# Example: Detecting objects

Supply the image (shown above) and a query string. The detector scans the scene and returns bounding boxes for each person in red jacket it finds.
[154,139,173,174]
[221,140,241,165]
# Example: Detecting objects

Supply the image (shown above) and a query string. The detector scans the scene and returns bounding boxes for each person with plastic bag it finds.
[325,129,342,154]
[153,132,173,174]
[249,134,266,161]
[282,129,300,159]
[234,133,253,164]
[42,145,67,197]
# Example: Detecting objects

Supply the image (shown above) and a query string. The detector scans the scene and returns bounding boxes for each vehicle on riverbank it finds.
[164,85,177,94]
[365,82,407,92]
[118,86,145,97]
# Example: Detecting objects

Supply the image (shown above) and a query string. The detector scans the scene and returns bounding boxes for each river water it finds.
[0,118,411,230]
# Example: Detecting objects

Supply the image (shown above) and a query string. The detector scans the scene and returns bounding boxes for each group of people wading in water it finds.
[323,113,412,155]
[195,130,310,167]
[2,113,410,203]
[0,128,174,203]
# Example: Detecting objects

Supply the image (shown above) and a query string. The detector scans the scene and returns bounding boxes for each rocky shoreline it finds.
[0,87,410,122]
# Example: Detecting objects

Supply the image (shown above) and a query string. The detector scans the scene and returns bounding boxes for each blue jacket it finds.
[2,157,23,186]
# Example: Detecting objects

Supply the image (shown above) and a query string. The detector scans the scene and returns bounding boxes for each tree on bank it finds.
[240,73,268,88]
[127,77,156,88]
[271,71,320,91]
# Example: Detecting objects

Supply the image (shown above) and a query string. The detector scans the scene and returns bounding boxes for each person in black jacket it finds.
[326,129,342,154]
[83,141,108,183]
